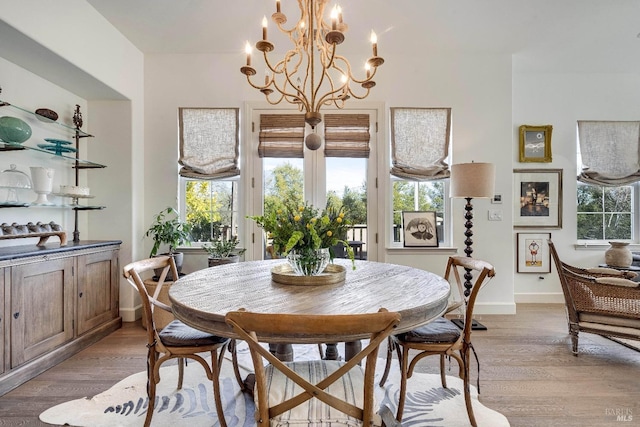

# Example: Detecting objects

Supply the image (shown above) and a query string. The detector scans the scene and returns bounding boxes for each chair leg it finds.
[229,340,246,391]
[317,343,325,359]
[462,348,477,427]
[145,350,158,427]
[177,357,185,389]
[569,325,579,356]
[379,337,393,387]
[439,354,447,388]
[396,346,410,422]
[210,350,228,427]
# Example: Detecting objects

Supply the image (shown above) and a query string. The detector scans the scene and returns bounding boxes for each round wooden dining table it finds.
[169,258,450,360]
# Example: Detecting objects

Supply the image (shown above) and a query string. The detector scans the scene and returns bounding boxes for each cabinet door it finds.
[76,249,119,335]
[0,268,6,375]
[10,258,74,367]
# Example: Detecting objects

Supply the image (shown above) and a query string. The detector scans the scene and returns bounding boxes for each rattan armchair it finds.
[549,240,640,356]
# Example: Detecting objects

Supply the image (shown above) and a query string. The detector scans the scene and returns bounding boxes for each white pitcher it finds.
[30,166,55,205]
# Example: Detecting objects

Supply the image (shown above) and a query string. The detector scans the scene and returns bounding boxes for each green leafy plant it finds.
[144,207,192,257]
[248,202,355,269]
[203,234,246,259]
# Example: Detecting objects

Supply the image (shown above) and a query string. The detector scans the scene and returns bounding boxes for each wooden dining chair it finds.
[225,308,401,427]
[123,256,239,427]
[379,256,495,427]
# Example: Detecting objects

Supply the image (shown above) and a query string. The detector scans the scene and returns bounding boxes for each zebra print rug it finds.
[40,344,509,426]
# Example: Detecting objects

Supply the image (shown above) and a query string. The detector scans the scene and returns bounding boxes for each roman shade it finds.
[178,108,240,179]
[577,120,640,186]
[323,113,370,158]
[390,107,451,181]
[258,114,305,158]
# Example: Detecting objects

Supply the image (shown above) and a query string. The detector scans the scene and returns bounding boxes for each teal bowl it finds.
[0,116,32,144]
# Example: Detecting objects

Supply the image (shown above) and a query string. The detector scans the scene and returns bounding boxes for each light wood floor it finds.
[0,304,639,426]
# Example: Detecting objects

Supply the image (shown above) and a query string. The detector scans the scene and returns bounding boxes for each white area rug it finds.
[40,344,509,426]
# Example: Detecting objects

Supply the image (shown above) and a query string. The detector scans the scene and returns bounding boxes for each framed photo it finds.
[402,211,439,247]
[517,233,551,273]
[519,125,552,163]
[513,169,563,228]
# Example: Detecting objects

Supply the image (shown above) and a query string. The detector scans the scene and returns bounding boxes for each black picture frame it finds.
[402,211,439,247]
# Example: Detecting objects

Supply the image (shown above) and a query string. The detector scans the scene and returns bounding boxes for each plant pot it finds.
[208,254,240,268]
[153,252,184,280]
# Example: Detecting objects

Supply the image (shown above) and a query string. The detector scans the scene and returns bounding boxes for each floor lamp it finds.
[450,162,495,330]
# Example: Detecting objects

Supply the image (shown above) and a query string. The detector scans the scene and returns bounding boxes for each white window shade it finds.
[258,114,305,158]
[391,107,451,181]
[578,120,640,186]
[323,113,370,158]
[178,108,240,179]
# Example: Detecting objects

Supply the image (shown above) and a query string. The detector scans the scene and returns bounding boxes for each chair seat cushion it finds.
[159,320,229,347]
[397,317,461,343]
[263,359,382,426]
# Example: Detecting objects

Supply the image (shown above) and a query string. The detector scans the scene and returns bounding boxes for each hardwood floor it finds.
[0,304,638,426]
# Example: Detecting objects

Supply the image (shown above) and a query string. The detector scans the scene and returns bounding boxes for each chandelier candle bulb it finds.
[276,0,281,13]
[371,30,378,56]
[331,6,338,31]
[262,16,268,40]
[245,42,252,66]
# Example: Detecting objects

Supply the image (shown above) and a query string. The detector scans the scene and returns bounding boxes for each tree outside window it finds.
[577,183,632,240]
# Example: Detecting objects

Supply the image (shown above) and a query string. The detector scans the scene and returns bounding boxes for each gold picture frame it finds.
[519,125,552,163]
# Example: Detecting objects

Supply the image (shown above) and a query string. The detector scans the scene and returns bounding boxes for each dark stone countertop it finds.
[0,240,122,261]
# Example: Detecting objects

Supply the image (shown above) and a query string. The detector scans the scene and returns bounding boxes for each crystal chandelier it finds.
[240,0,383,148]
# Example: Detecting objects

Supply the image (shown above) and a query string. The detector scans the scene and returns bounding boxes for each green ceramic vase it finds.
[0,116,32,144]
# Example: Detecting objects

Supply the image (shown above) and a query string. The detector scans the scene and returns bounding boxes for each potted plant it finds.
[203,233,246,267]
[144,207,192,278]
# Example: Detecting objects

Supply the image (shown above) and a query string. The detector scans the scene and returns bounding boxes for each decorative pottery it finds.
[30,166,55,205]
[35,108,59,122]
[0,116,32,144]
[605,241,633,268]
[287,247,331,276]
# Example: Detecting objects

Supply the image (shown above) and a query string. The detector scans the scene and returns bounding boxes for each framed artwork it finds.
[519,125,552,163]
[513,169,563,228]
[402,211,439,247]
[517,233,551,273]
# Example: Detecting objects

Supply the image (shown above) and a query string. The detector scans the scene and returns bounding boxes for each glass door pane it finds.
[326,157,367,260]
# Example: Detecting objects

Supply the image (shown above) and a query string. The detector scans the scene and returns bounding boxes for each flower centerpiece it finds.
[249,203,355,275]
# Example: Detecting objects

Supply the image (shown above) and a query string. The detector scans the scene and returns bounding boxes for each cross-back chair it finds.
[548,239,640,356]
[379,255,495,427]
[225,308,401,427]
[123,255,240,427]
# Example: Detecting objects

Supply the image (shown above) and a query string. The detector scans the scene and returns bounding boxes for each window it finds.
[576,120,640,242]
[183,179,240,242]
[577,183,634,240]
[178,108,240,244]
[392,180,446,245]
[390,108,451,246]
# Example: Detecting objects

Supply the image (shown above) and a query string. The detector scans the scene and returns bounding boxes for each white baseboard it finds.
[515,293,565,304]
[120,304,142,323]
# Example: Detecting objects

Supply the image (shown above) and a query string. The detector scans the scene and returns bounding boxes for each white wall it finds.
[512,71,640,302]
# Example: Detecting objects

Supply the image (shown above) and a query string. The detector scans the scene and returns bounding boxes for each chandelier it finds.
[240,0,383,147]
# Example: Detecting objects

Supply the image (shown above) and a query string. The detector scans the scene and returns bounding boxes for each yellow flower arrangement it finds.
[248,202,355,270]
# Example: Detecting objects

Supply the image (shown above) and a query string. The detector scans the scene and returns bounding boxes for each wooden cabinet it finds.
[0,241,121,395]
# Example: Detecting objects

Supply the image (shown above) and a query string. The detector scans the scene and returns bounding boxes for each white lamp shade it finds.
[450,162,495,198]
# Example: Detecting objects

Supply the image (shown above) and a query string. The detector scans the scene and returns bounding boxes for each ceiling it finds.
[85,0,640,73]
